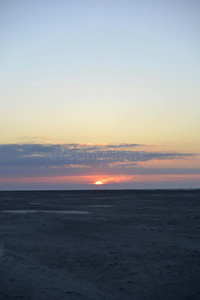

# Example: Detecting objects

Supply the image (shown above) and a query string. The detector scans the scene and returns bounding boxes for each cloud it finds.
[0,144,197,170]
[0,142,198,185]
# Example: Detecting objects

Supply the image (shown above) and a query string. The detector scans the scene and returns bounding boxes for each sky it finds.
[0,0,200,190]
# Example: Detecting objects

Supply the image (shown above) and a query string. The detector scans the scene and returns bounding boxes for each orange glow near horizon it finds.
[1,174,200,186]
[95,181,103,185]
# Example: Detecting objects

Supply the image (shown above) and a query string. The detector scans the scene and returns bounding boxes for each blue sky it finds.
[1,0,199,87]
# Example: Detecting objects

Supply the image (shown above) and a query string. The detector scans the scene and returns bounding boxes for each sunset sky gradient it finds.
[1,0,200,190]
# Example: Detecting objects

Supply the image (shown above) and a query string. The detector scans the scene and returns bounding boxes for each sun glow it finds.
[95,181,103,185]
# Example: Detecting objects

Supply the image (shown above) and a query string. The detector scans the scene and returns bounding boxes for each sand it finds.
[0,190,200,300]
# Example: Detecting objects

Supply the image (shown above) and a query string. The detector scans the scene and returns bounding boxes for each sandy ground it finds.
[0,190,200,300]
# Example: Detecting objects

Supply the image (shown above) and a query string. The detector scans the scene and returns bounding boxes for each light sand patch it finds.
[2,210,91,214]
[88,205,113,208]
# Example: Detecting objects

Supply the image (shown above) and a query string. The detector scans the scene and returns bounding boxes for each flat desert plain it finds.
[0,190,200,300]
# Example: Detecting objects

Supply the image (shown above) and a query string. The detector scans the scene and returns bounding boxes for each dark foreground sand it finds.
[0,190,200,300]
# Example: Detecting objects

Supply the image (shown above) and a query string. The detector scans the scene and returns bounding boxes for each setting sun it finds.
[95,181,103,185]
